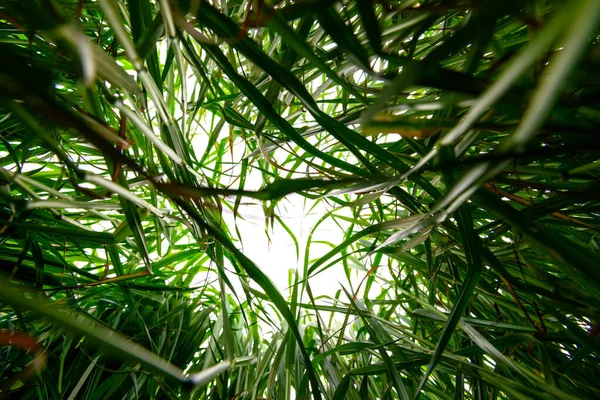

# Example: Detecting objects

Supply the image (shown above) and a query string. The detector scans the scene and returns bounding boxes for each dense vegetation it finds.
[1,0,599,398]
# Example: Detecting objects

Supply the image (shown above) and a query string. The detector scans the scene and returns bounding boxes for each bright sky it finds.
[222,193,350,298]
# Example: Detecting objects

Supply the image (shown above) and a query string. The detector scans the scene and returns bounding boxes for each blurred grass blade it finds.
[316,6,372,72]
[499,0,600,153]
[357,0,381,53]
[187,360,232,386]
[93,46,143,96]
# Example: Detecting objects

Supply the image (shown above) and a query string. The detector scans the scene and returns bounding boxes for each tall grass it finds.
[1,0,599,398]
